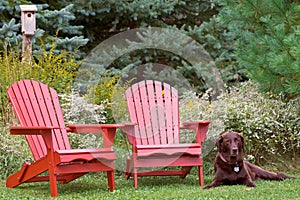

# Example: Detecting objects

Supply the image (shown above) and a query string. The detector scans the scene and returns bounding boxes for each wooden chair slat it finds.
[154,81,167,144]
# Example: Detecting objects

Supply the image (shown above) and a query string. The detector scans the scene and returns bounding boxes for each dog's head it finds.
[216,132,244,163]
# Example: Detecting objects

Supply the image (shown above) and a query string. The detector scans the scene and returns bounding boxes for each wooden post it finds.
[20,5,37,63]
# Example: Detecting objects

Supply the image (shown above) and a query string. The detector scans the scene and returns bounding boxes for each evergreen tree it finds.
[0,0,241,92]
[220,0,300,99]
[0,1,88,55]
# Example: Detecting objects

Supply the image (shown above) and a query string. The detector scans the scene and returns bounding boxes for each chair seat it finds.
[56,148,116,163]
[136,143,201,157]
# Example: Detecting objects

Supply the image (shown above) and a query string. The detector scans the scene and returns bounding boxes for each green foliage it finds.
[0,18,21,49]
[220,0,300,99]
[1,0,237,93]
[186,14,244,84]
[87,73,121,124]
[0,1,88,55]
[0,46,79,123]
[224,81,300,166]
[0,127,31,180]
[179,89,226,156]
[59,90,107,125]
[36,4,88,55]
[81,27,224,95]
[65,0,219,50]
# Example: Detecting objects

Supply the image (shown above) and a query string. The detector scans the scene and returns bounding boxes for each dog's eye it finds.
[224,140,231,145]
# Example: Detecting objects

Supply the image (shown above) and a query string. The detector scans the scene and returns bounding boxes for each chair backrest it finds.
[125,80,180,145]
[7,80,71,160]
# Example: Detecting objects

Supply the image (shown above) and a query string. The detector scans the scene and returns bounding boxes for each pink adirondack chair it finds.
[6,80,123,197]
[122,80,210,188]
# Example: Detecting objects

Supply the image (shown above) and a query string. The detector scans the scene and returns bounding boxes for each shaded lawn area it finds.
[0,173,299,200]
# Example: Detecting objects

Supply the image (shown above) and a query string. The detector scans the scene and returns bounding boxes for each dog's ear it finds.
[236,132,244,151]
[237,132,244,145]
[216,134,223,152]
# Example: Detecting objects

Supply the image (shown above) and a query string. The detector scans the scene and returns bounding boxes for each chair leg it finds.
[125,157,133,179]
[49,168,58,197]
[198,165,204,186]
[107,170,116,191]
[133,168,138,189]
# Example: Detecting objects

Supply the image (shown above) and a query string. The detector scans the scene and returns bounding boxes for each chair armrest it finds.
[10,126,55,135]
[67,124,124,148]
[121,123,136,131]
[67,124,124,134]
[181,120,210,129]
[10,126,59,149]
[181,120,210,143]
[120,123,136,145]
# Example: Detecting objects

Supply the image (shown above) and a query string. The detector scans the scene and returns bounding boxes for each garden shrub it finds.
[87,73,121,124]
[179,89,226,157]
[0,45,79,124]
[0,126,31,180]
[59,90,107,149]
[166,81,299,170]
[224,81,300,167]
[60,83,130,173]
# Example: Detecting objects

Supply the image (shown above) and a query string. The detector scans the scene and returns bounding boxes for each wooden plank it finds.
[8,83,41,159]
[125,88,140,145]
[136,143,201,149]
[163,83,174,144]
[171,86,180,143]
[25,80,57,153]
[10,127,53,135]
[7,83,26,126]
[13,81,37,154]
[40,82,67,150]
[145,80,160,145]
[12,80,46,160]
[135,156,202,168]
[49,87,70,149]
[131,82,148,145]
[139,81,154,145]
[56,149,116,163]
[23,80,49,157]
[55,162,114,174]
[136,144,201,157]
[154,81,166,144]
[131,170,185,177]
[34,81,60,151]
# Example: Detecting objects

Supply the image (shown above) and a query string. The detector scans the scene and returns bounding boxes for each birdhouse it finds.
[20,5,37,36]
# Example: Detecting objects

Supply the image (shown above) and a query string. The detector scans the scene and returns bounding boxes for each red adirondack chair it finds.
[6,80,122,197]
[122,80,210,188]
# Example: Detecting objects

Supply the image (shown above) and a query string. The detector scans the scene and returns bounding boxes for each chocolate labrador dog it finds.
[204,132,294,189]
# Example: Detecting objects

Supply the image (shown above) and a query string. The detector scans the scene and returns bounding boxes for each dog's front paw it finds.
[203,185,212,189]
[245,180,256,187]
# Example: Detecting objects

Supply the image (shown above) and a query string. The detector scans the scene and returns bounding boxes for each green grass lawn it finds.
[1,173,299,200]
